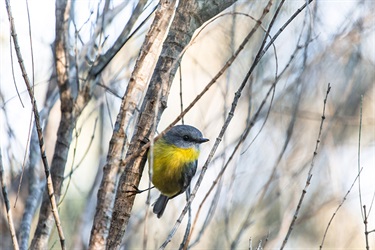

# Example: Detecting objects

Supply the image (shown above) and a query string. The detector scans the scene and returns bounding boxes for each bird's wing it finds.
[180,160,198,194]
[168,160,197,200]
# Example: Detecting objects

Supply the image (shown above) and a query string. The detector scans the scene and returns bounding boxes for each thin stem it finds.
[4,0,65,248]
[280,83,331,249]
[0,146,19,250]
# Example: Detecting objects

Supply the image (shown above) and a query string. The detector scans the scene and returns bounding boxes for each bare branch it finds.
[160,1,274,248]
[0,146,19,250]
[89,0,152,77]
[89,1,178,248]
[107,0,237,249]
[280,83,331,249]
[320,167,363,249]
[4,0,66,248]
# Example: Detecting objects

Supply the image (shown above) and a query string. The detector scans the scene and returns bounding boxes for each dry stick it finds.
[4,0,65,249]
[230,82,276,248]
[249,0,315,205]
[179,63,184,125]
[364,205,370,250]
[16,0,43,199]
[89,0,155,77]
[19,125,43,250]
[180,187,192,250]
[15,110,33,207]
[89,2,176,248]
[159,2,274,249]
[319,167,363,249]
[279,83,331,250]
[93,0,109,59]
[104,10,261,191]
[178,62,193,250]
[231,1,290,245]
[8,28,24,108]
[188,179,222,249]
[108,16,263,236]
[187,18,272,250]
[358,95,364,219]
[358,95,375,250]
[116,2,271,185]
[9,0,33,204]
[97,82,123,99]
[76,1,127,70]
[221,10,237,243]
[190,0,314,246]
[143,87,161,250]
[18,92,59,250]
[0,147,19,250]
[58,125,80,206]
[63,117,99,179]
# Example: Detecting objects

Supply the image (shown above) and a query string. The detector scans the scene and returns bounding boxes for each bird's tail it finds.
[153,194,169,218]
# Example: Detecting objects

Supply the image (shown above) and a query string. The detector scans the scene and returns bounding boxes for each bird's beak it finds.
[197,138,209,144]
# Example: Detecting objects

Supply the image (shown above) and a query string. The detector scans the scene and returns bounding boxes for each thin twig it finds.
[15,110,33,207]
[188,1,287,246]
[58,125,80,206]
[89,1,156,77]
[358,95,364,219]
[18,124,43,250]
[178,60,193,249]
[89,2,176,247]
[143,85,162,250]
[0,146,19,250]
[159,2,274,249]
[4,0,65,248]
[118,0,274,173]
[187,0,316,246]
[8,28,24,108]
[179,63,184,125]
[15,0,43,201]
[25,0,35,88]
[364,205,369,250]
[280,83,331,249]
[319,167,363,249]
[18,91,58,250]
[188,180,222,249]
[231,0,292,246]
[63,117,99,180]
[179,187,192,250]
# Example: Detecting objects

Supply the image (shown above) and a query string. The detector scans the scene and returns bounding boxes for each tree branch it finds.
[89,1,178,248]
[106,0,237,248]
[5,0,66,249]
[88,0,151,77]
[0,145,19,250]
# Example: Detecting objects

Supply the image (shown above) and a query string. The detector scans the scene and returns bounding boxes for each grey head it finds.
[163,125,209,149]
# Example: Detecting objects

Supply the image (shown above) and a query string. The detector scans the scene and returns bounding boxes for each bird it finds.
[149,125,209,218]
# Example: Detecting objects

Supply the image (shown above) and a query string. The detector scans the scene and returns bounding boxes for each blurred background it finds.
[0,0,374,249]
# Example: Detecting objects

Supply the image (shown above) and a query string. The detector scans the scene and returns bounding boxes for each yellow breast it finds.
[149,139,200,196]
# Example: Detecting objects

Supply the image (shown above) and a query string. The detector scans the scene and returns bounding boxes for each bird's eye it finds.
[183,135,190,141]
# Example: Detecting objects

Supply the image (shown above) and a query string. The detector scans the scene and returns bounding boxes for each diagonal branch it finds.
[106,0,237,249]
[0,145,19,250]
[280,83,331,249]
[88,1,178,249]
[4,0,65,249]
[88,0,151,77]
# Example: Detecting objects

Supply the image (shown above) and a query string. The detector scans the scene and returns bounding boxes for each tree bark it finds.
[30,0,72,249]
[106,0,236,248]
[88,1,178,249]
